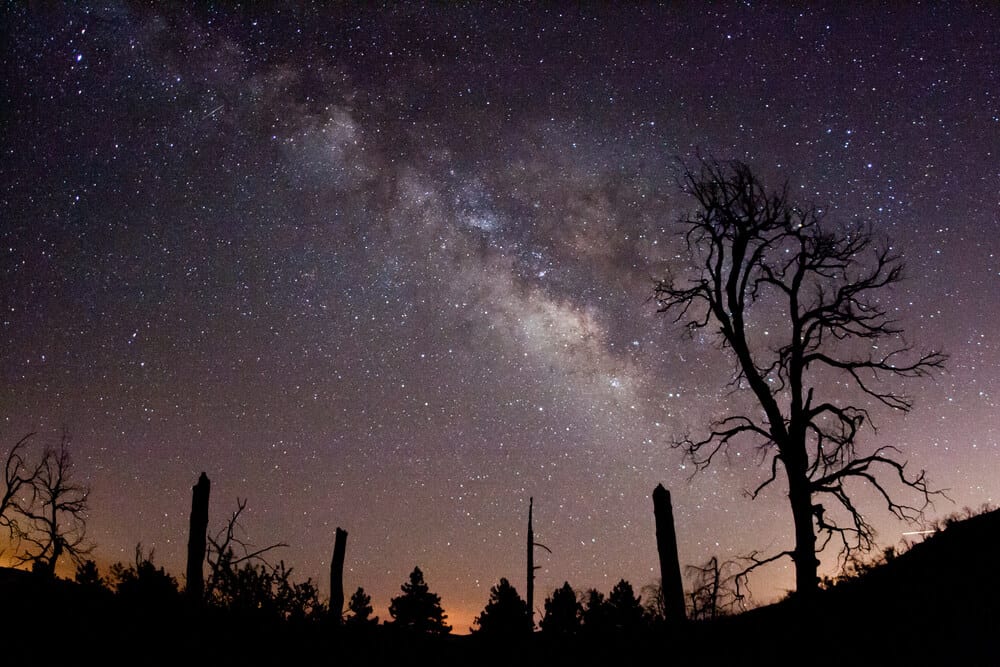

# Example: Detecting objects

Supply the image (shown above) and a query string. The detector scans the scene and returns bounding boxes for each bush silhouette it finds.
[210,558,323,623]
[111,546,179,607]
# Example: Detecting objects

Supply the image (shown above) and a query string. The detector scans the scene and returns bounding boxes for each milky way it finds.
[2,4,998,629]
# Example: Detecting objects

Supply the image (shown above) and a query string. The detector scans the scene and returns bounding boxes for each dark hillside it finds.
[713,508,1000,665]
[823,507,999,660]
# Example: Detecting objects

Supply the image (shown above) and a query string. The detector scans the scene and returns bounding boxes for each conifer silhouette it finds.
[473,577,531,636]
[540,582,582,636]
[345,586,378,627]
[388,566,451,634]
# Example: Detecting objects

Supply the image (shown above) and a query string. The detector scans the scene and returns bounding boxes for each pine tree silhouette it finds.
[607,579,644,632]
[345,586,379,627]
[473,577,531,636]
[388,566,451,634]
[540,582,582,636]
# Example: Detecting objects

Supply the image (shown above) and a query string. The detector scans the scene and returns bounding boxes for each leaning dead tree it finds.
[655,158,946,596]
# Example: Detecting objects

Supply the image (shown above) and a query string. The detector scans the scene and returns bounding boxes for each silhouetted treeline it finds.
[3,506,998,665]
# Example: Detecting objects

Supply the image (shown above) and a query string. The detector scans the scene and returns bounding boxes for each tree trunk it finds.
[652,484,686,624]
[330,527,348,622]
[45,538,62,576]
[185,472,211,601]
[786,460,819,596]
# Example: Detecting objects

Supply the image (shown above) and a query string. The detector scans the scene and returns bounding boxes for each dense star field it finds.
[2,4,998,629]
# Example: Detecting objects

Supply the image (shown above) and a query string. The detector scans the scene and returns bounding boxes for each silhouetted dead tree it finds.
[329,527,348,622]
[652,484,686,624]
[686,556,743,620]
[186,472,211,601]
[205,497,288,603]
[526,497,551,629]
[655,158,946,596]
[1,433,44,548]
[15,433,91,575]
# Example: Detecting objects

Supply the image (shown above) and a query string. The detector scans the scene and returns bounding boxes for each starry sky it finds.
[2,3,998,630]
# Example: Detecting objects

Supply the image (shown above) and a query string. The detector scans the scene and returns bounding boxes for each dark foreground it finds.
[3,509,998,666]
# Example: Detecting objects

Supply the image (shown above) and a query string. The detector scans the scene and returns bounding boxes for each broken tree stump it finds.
[185,472,211,601]
[653,483,686,624]
[330,527,348,622]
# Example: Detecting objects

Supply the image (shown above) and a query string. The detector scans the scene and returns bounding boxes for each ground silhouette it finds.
[1,507,997,665]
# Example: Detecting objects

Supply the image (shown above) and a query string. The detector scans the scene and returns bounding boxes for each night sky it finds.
[2,4,998,630]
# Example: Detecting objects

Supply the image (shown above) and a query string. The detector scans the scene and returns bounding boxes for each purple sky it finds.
[2,4,997,630]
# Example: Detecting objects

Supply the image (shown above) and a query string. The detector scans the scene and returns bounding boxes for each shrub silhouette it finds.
[211,558,323,623]
[111,545,180,606]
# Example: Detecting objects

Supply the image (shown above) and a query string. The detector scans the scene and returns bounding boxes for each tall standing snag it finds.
[330,527,348,622]
[652,484,685,624]
[655,159,946,596]
[186,472,211,600]
[526,497,551,629]
[527,497,535,627]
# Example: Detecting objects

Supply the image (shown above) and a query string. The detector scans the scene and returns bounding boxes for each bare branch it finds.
[748,453,781,500]
[204,497,289,603]
[804,350,947,411]
[672,415,773,474]
[731,549,796,602]
[1,433,43,544]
